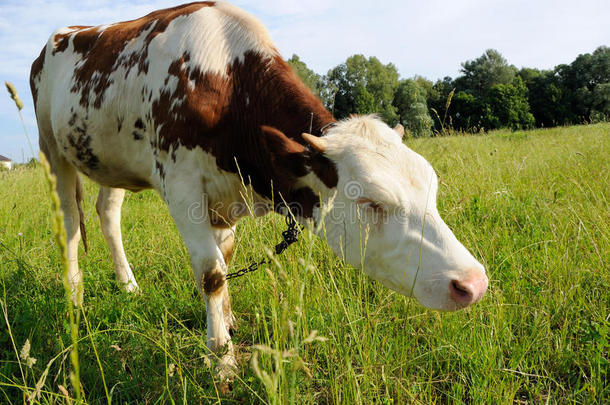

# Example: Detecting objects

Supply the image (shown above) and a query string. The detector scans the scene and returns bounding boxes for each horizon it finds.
[1,0,609,161]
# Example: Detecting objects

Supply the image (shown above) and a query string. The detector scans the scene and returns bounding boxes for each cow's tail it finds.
[75,175,88,254]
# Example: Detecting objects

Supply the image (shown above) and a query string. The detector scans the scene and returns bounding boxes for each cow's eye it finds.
[356,198,385,214]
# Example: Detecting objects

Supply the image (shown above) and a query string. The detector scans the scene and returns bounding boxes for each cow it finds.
[30,1,488,383]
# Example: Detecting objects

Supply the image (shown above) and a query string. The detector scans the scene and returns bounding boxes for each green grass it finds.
[1,123,608,403]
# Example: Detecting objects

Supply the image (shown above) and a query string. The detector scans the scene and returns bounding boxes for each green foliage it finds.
[26,158,39,168]
[325,54,399,123]
[449,90,479,130]
[443,50,535,131]
[556,46,610,122]
[1,124,608,403]
[427,77,455,130]
[519,68,568,127]
[393,79,433,137]
[519,46,610,126]
[483,76,535,130]
[286,46,607,134]
[454,49,517,97]
[286,54,325,102]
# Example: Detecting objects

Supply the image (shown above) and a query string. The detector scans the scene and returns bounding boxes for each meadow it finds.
[0,123,608,404]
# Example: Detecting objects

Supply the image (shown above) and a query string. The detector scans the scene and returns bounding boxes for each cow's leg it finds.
[96,187,138,292]
[165,187,236,382]
[40,138,84,306]
[214,227,236,334]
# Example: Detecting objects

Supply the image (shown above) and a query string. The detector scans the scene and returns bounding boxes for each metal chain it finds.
[224,213,301,281]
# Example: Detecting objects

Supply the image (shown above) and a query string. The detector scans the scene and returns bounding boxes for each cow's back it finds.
[30,1,279,191]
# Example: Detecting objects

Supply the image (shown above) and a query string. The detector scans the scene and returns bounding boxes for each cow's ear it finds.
[260,126,308,180]
[260,125,306,155]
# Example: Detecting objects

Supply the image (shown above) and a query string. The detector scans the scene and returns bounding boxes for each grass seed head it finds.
[5,81,23,110]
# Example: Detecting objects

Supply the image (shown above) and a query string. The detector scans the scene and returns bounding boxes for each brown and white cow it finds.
[31,1,487,380]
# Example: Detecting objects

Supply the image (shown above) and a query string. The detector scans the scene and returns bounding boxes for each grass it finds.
[0,123,608,403]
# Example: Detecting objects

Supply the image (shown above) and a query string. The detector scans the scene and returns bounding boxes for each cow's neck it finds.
[229,53,338,219]
[159,51,339,221]
[254,56,334,141]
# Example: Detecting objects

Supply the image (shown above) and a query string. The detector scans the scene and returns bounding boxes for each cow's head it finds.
[301,116,488,311]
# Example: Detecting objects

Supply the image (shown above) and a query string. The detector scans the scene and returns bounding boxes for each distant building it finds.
[0,155,12,170]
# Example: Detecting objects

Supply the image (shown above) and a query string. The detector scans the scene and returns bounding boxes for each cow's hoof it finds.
[215,353,237,391]
[123,281,139,293]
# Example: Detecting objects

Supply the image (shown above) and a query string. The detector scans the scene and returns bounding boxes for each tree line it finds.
[287,46,609,136]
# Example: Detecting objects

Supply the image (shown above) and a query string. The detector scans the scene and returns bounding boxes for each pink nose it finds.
[449,274,488,308]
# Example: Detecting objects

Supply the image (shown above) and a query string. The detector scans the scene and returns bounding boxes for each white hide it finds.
[306,116,487,311]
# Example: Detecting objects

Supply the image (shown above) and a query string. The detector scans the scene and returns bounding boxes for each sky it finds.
[0,0,608,162]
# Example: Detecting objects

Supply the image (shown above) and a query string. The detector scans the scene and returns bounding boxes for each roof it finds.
[0,155,11,162]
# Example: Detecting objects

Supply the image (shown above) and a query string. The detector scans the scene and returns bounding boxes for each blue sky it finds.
[1,0,608,162]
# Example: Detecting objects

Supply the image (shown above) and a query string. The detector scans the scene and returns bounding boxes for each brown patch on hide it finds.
[52,26,91,55]
[151,51,338,217]
[203,268,225,295]
[29,46,46,107]
[58,2,216,108]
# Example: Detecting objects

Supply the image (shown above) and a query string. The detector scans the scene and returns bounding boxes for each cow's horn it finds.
[393,123,405,138]
[302,133,327,153]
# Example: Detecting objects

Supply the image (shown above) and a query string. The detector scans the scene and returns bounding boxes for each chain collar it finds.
[224,212,301,281]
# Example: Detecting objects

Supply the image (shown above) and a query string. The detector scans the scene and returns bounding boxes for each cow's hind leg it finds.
[40,138,84,305]
[214,227,236,334]
[96,187,138,292]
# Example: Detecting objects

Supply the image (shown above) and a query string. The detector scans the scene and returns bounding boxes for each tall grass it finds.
[0,123,608,403]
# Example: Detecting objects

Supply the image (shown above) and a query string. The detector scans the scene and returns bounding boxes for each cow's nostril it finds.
[449,279,474,305]
[451,280,469,295]
[449,273,488,309]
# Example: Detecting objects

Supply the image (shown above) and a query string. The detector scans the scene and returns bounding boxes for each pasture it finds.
[1,123,608,403]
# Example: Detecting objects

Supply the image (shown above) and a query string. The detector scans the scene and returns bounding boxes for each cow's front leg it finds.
[203,265,236,385]
[165,189,236,385]
[214,227,236,334]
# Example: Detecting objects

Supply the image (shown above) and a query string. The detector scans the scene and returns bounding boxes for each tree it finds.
[555,46,610,122]
[450,91,480,130]
[428,76,455,131]
[393,79,432,137]
[446,50,533,131]
[325,55,399,123]
[454,49,517,96]
[483,76,535,130]
[287,54,325,101]
[519,68,568,127]
[413,76,438,101]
